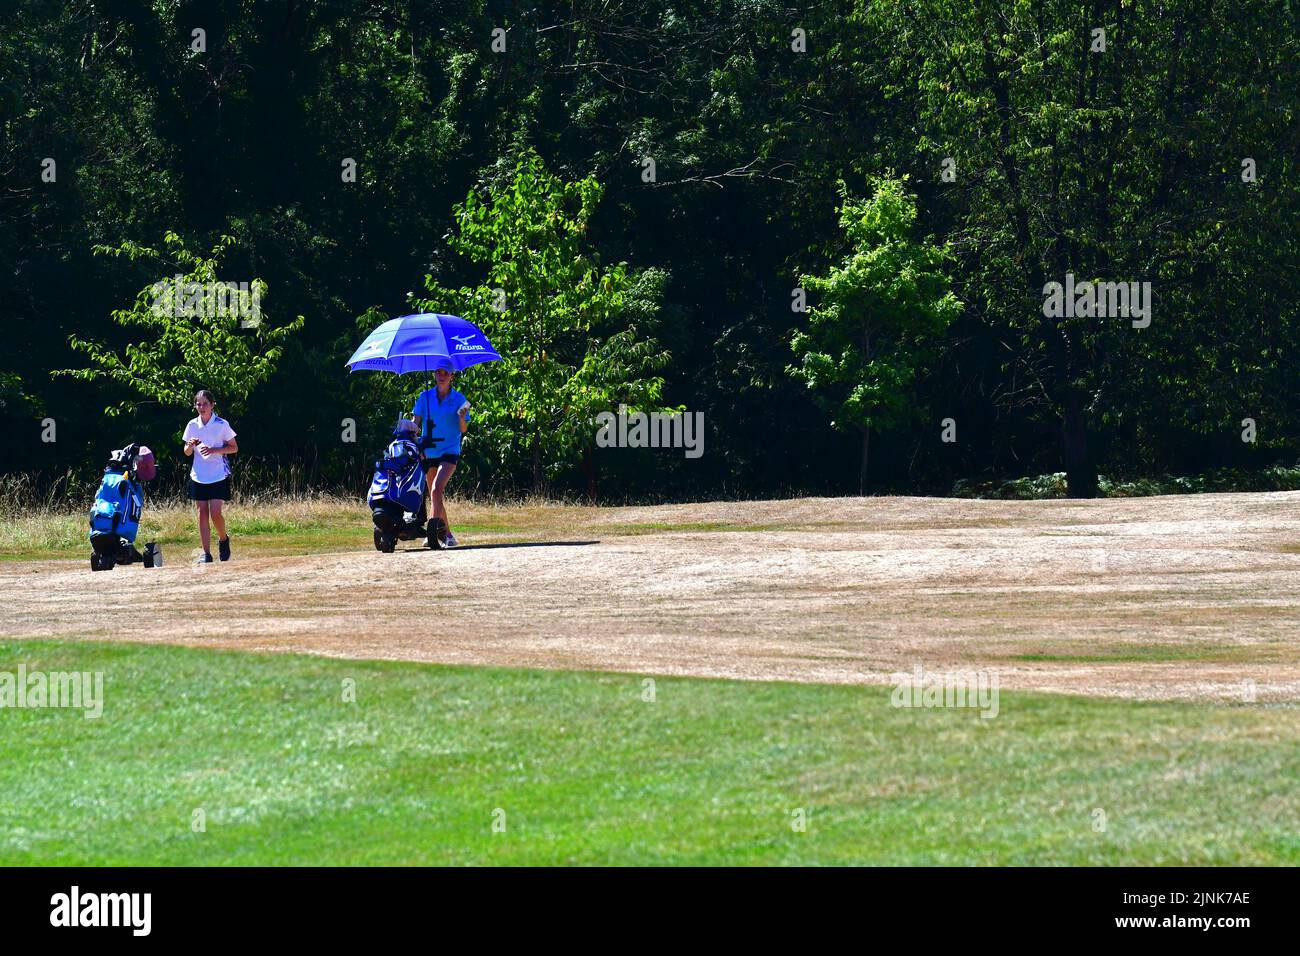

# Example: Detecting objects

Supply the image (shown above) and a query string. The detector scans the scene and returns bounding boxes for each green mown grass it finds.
[0,640,1295,865]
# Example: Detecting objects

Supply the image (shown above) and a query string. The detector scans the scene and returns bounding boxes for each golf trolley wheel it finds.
[90,553,103,572]
[373,529,385,552]
[426,517,447,550]
[91,553,115,571]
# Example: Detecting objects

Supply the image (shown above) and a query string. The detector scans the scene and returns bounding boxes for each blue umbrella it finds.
[345,313,503,375]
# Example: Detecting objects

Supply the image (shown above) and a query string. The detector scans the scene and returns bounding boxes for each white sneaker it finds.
[443,531,458,548]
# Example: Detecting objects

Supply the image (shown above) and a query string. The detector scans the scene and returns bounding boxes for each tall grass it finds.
[0,468,600,559]
[0,470,90,519]
[0,460,368,517]
[0,459,612,522]
[0,493,370,560]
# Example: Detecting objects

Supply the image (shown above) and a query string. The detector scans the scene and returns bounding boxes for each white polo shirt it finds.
[183,414,237,483]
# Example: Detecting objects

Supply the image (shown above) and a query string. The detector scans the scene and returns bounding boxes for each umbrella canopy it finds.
[345,313,502,375]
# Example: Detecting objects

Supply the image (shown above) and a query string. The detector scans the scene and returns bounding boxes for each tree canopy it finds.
[3,1,1297,499]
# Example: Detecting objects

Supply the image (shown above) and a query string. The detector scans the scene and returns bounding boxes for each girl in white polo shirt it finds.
[182,389,239,562]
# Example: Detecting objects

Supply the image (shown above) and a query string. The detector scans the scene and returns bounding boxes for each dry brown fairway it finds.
[5,492,1300,702]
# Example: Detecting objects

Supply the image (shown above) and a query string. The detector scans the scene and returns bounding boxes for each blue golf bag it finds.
[89,443,160,571]
[368,421,430,552]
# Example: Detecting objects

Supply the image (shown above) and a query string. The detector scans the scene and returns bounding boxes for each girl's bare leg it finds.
[210,499,227,542]
[197,501,211,554]
[431,462,458,534]
[424,465,439,522]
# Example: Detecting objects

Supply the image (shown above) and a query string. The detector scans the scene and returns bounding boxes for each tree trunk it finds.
[581,445,597,503]
[859,426,870,496]
[531,432,544,496]
[1061,390,1098,498]
[860,323,873,496]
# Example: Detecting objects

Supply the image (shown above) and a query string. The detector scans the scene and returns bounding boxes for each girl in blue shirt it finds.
[412,366,470,547]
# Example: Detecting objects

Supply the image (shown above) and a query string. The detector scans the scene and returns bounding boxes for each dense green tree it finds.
[791,178,962,492]
[54,233,304,421]
[863,0,1300,495]
[1,1,1296,501]
[415,151,673,492]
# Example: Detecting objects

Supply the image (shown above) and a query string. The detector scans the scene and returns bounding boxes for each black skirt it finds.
[187,476,231,501]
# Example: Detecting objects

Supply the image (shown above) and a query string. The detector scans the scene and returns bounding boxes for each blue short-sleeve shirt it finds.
[412,388,470,457]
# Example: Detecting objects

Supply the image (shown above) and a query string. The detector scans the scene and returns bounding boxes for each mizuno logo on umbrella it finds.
[451,333,486,351]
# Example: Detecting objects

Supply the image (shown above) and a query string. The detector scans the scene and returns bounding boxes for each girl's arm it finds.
[411,393,426,433]
[198,437,238,456]
[458,404,469,434]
